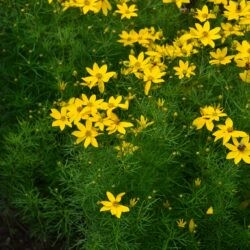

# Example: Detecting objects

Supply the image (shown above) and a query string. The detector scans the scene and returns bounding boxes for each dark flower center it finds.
[237,144,246,152]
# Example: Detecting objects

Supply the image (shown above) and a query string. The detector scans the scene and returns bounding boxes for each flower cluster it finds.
[193,105,250,164]
[50,94,133,148]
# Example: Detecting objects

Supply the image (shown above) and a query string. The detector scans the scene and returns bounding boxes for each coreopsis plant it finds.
[192,105,227,131]
[225,136,250,164]
[99,192,130,219]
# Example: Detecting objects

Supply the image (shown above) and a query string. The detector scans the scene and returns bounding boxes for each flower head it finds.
[177,218,187,228]
[189,21,221,48]
[163,0,190,9]
[225,136,250,164]
[189,218,197,233]
[99,191,130,218]
[192,105,227,131]
[195,5,216,23]
[72,120,99,148]
[82,63,116,93]
[50,107,72,131]
[174,60,196,79]
[206,206,214,215]
[212,118,247,144]
[209,47,234,65]
[115,3,138,19]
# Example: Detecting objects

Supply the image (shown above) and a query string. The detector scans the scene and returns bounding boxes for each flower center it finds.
[85,130,92,137]
[147,76,154,81]
[84,0,90,5]
[202,31,209,38]
[112,201,119,207]
[61,116,66,121]
[227,127,233,133]
[96,73,103,79]
[77,106,83,112]
[237,144,246,152]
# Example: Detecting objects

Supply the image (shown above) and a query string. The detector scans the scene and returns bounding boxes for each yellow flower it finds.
[162,0,190,9]
[212,118,247,144]
[136,115,154,130]
[209,47,234,65]
[206,206,214,215]
[225,136,250,164]
[189,21,221,48]
[156,98,166,108]
[192,105,227,131]
[81,94,104,116]
[188,218,197,233]
[102,96,129,115]
[235,40,250,60]
[62,0,98,14]
[128,52,150,77]
[143,66,166,95]
[173,60,196,79]
[221,23,244,43]
[99,191,130,219]
[115,3,138,19]
[67,98,88,124]
[50,107,72,131]
[177,218,187,228]
[82,63,116,93]
[118,30,138,46]
[195,5,216,23]
[194,178,201,187]
[90,112,106,131]
[58,81,67,92]
[208,0,228,5]
[129,197,139,207]
[95,0,112,16]
[72,120,99,148]
[239,70,250,83]
[115,141,139,157]
[223,0,250,21]
[104,112,133,135]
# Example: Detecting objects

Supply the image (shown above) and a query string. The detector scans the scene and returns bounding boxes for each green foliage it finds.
[1,0,250,249]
